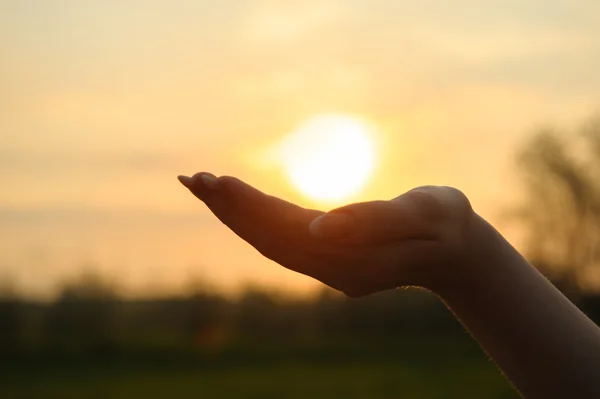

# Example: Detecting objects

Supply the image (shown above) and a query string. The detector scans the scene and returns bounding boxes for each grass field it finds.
[0,340,519,398]
[0,361,518,399]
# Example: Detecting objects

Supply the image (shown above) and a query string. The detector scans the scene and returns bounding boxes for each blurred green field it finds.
[0,337,519,399]
[0,360,517,399]
[0,289,524,398]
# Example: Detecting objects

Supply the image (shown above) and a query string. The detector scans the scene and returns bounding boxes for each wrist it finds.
[424,211,510,299]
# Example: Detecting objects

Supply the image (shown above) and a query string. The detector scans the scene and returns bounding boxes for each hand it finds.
[178,173,476,297]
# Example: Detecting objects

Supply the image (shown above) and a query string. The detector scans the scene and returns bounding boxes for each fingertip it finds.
[200,174,220,190]
[178,172,222,203]
[177,175,194,189]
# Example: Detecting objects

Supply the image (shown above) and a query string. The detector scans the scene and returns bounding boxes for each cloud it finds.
[239,0,346,46]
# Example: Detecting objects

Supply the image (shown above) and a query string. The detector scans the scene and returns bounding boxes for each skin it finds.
[178,172,600,399]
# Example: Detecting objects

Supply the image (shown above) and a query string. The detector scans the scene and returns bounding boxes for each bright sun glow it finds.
[279,114,376,203]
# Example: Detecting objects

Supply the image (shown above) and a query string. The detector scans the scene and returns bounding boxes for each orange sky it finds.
[1,1,600,299]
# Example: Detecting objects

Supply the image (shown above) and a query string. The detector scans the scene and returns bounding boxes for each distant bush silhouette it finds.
[0,275,467,361]
[514,115,600,297]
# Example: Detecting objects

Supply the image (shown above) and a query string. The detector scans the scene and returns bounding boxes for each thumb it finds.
[309,197,431,245]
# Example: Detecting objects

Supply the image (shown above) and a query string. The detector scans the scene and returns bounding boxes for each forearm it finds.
[435,214,600,399]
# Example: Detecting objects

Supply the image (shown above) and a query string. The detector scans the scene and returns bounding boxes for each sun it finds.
[278,114,376,203]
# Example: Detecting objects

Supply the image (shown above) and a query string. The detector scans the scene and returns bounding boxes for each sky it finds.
[1,0,600,299]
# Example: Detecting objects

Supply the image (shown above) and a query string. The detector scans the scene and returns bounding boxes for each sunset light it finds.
[3,2,600,396]
[278,115,376,203]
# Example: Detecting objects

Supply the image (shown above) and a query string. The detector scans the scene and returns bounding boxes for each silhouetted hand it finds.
[178,171,600,398]
[178,173,474,297]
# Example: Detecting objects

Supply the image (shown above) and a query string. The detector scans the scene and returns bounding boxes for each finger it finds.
[217,175,324,241]
[178,173,218,202]
[178,173,327,274]
[179,173,322,237]
[309,193,436,245]
[204,175,325,247]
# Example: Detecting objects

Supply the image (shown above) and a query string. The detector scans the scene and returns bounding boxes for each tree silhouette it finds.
[515,116,600,297]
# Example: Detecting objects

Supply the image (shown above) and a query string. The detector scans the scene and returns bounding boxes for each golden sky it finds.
[1,1,600,299]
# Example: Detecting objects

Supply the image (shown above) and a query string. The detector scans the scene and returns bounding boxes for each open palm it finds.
[178,173,473,297]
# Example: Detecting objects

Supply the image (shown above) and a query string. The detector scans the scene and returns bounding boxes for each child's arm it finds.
[178,173,600,398]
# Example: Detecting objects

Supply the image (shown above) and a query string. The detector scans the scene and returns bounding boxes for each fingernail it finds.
[309,212,354,238]
[201,174,220,190]
[178,175,194,189]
